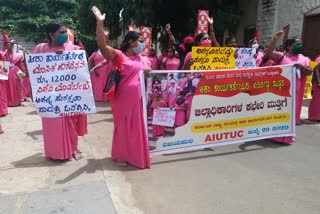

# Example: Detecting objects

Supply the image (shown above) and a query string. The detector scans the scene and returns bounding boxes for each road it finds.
[0,100,319,214]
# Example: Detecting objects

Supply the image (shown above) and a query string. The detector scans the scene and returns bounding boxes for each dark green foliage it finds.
[0,0,241,55]
[0,0,79,43]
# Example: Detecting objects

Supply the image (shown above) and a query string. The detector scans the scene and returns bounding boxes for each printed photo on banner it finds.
[145,71,202,150]
[144,66,295,156]
[191,46,235,70]
[25,50,96,118]
[0,60,10,80]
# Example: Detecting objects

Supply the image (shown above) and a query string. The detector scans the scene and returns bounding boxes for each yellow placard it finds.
[304,61,319,99]
[191,113,290,133]
[191,47,235,70]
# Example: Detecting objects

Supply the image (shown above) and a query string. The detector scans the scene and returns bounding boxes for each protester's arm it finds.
[18,45,31,54]
[91,6,116,61]
[165,24,176,43]
[265,31,284,61]
[206,16,220,47]
[90,60,107,73]
[182,53,193,70]
[282,24,290,50]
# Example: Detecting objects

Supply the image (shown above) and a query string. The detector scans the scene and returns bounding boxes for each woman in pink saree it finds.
[160,48,180,70]
[88,50,111,102]
[308,56,320,121]
[92,6,151,168]
[266,31,312,143]
[34,23,88,160]
[0,54,8,116]
[174,91,188,128]
[0,41,26,107]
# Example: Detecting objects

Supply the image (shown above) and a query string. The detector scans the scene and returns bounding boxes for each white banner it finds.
[144,66,295,156]
[0,61,10,80]
[26,50,96,118]
[152,108,176,127]
[235,48,256,69]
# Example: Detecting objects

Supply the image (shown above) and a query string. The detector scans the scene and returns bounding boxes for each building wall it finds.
[236,0,258,46]
[14,36,36,54]
[256,0,278,46]
[257,0,320,47]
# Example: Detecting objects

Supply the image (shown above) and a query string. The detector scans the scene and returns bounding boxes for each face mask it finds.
[168,53,174,57]
[133,42,145,55]
[252,43,259,49]
[292,43,303,55]
[55,34,68,45]
[200,39,212,47]
[177,95,182,99]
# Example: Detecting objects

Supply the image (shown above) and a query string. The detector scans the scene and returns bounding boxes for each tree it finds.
[0,0,79,43]
[0,0,242,55]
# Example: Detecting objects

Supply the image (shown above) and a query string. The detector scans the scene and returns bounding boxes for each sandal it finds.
[72,151,83,160]
[116,160,128,167]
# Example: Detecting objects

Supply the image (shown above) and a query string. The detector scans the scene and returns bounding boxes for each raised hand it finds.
[206,15,214,25]
[104,30,110,38]
[91,6,106,22]
[283,24,290,33]
[273,31,284,40]
[143,67,152,75]
[165,24,171,33]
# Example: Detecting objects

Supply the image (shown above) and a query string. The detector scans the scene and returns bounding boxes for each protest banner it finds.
[143,66,295,156]
[0,60,9,80]
[191,46,235,70]
[152,108,176,127]
[235,48,256,69]
[196,10,209,34]
[140,26,152,56]
[26,50,96,118]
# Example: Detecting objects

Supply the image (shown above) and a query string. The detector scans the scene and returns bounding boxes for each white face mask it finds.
[252,43,259,49]
[133,41,145,55]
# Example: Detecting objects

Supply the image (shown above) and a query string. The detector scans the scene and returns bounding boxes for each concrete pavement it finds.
[1,100,320,214]
[0,101,141,214]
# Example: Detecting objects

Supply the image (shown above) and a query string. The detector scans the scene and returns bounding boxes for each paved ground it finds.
[1,100,320,214]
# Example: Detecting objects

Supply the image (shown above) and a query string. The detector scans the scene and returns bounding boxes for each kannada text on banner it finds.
[144,66,295,156]
[26,50,96,118]
[235,48,256,69]
[152,108,176,127]
[0,60,10,80]
[191,47,235,70]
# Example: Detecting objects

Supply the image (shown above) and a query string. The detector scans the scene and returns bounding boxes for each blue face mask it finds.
[55,34,68,45]
[133,41,145,55]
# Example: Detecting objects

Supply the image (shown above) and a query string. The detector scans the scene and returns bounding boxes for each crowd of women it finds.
[0,6,319,169]
[0,37,31,134]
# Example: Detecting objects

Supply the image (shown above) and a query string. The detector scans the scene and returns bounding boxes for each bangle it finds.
[96,32,104,37]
